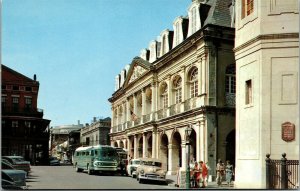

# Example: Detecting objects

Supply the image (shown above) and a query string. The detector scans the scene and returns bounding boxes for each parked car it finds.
[135,158,167,184]
[2,171,26,190]
[126,158,142,178]
[2,156,31,174]
[49,157,60,166]
[1,160,27,187]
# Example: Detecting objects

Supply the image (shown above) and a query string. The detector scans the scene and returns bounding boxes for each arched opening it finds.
[119,141,124,149]
[190,129,197,161]
[138,136,143,158]
[160,134,168,170]
[147,135,152,158]
[172,131,182,169]
[226,130,236,167]
[130,137,134,159]
[114,142,118,148]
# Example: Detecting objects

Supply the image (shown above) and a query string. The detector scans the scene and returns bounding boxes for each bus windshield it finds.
[99,148,118,158]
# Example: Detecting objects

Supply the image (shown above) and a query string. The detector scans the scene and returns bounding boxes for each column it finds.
[134,135,137,159]
[196,123,201,162]
[181,141,187,170]
[142,88,146,116]
[111,107,114,133]
[167,75,172,107]
[152,126,157,158]
[181,66,186,101]
[133,94,137,115]
[200,119,207,162]
[201,57,206,94]
[167,144,174,175]
[142,133,147,158]
[122,101,126,125]
[126,98,131,122]
[151,82,157,120]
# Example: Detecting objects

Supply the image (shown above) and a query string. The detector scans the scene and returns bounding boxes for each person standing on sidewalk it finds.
[199,161,208,188]
[216,159,225,186]
[225,160,234,186]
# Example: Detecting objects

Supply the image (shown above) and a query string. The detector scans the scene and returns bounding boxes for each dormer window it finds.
[162,35,167,55]
[175,22,180,45]
[191,7,197,34]
[187,2,200,37]
[160,30,173,56]
[149,41,157,63]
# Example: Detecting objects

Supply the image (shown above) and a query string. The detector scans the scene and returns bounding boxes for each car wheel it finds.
[139,178,144,184]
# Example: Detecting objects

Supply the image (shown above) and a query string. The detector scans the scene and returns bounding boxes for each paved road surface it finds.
[26,165,174,189]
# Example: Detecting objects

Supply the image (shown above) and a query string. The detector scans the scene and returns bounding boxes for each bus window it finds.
[86,151,89,156]
[82,152,85,156]
[91,150,94,156]
[95,150,98,156]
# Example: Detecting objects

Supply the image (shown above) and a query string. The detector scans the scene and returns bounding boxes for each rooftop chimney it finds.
[33,74,37,81]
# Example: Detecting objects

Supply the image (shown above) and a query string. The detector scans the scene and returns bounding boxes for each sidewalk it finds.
[166,174,235,189]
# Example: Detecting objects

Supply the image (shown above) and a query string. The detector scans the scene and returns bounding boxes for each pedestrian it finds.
[216,159,225,186]
[199,161,208,188]
[225,160,234,186]
[192,161,201,188]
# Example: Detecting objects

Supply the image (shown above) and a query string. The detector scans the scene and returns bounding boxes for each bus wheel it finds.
[88,166,93,175]
[76,165,81,173]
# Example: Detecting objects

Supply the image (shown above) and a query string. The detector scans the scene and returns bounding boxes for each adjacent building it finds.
[1,64,51,165]
[234,0,299,188]
[80,117,111,146]
[108,0,235,185]
[50,121,84,160]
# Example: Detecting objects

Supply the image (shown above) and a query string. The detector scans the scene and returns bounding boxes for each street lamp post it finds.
[185,125,193,189]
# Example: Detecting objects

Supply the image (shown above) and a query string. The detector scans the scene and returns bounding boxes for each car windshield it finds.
[12,157,25,162]
[132,160,140,165]
[142,161,162,167]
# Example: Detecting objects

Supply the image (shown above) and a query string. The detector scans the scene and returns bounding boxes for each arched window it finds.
[173,76,182,104]
[225,64,236,106]
[160,82,168,108]
[190,67,198,98]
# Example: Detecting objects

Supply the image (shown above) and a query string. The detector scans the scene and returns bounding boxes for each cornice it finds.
[234,33,299,53]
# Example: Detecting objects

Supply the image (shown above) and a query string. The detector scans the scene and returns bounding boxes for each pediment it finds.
[128,65,147,83]
[124,57,151,87]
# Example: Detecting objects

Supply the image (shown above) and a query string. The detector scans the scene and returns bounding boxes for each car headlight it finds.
[140,170,144,175]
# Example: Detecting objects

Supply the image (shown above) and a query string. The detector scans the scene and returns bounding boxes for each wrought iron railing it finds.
[266,153,299,189]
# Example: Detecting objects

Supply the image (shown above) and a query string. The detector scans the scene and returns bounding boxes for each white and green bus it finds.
[73,145,119,175]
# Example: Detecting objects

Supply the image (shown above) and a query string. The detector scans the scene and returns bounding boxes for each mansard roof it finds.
[203,0,232,28]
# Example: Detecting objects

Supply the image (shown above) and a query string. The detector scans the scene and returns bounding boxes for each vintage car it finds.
[126,158,142,178]
[2,160,27,188]
[2,156,31,174]
[2,171,25,190]
[49,156,60,166]
[135,158,167,184]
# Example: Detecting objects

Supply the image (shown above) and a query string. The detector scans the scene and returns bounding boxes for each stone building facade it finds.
[80,117,111,146]
[108,0,236,183]
[234,0,299,188]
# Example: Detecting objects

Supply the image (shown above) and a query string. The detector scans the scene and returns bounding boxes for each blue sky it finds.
[3,0,191,127]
